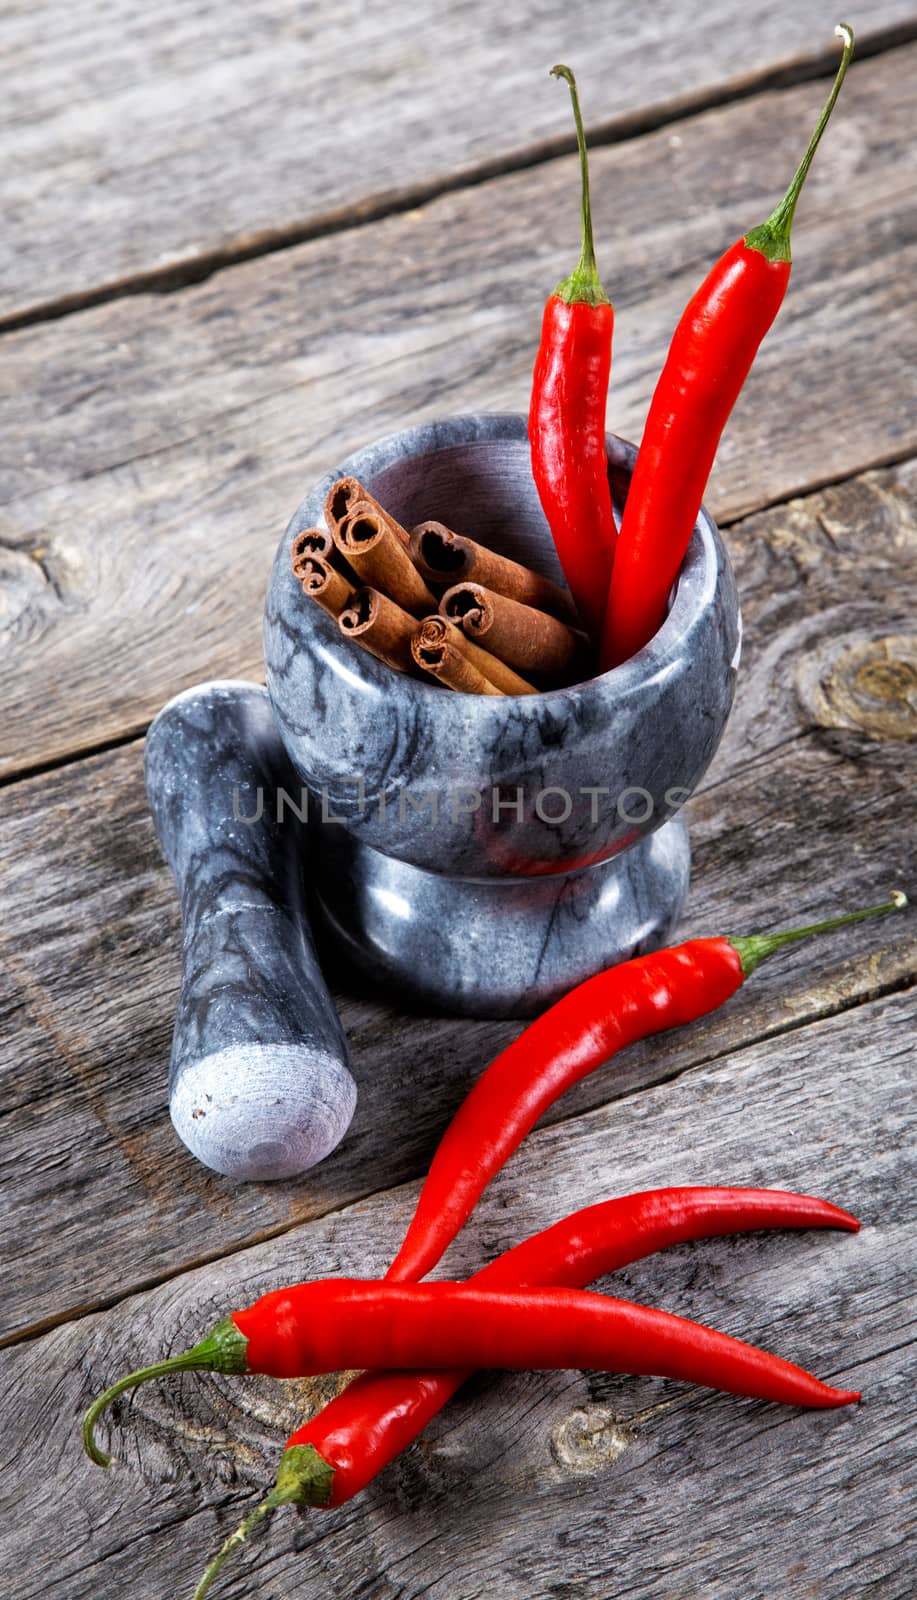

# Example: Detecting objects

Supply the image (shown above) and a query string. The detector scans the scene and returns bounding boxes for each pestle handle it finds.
[145,681,356,1181]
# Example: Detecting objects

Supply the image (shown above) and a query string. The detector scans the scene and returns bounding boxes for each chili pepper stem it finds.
[82,1316,248,1468]
[550,64,609,307]
[745,23,854,264]
[192,1445,333,1600]
[730,890,906,978]
[191,1493,287,1600]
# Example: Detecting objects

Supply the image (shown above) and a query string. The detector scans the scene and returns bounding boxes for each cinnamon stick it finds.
[298,557,354,619]
[413,615,536,696]
[334,501,436,617]
[324,477,411,548]
[411,627,504,696]
[291,525,335,580]
[410,520,580,626]
[440,582,591,682]
[338,587,425,678]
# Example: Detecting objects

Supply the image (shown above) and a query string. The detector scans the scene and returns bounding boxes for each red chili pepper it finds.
[529,64,617,643]
[599,24,854,670]
[189,1187,859,1596]
[387,891,902,1284]
[83,893,903,1587]
[283,1191,859,1486]
[85,1269,859,1470]
[233,1283,857,1403]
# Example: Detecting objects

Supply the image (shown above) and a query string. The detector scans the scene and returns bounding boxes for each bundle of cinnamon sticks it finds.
[292,478,592,696]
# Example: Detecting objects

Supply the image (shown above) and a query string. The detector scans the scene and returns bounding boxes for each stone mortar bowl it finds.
[265,414,740,1017]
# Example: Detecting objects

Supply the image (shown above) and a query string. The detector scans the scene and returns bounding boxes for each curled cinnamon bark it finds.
[298,558,354,619]
[324,478,411,548]
[338,587,425,677]
[440,582,591,682]
[334,502,436,617]
[411,628,504,695]
[410,520,580,626]
[413,615,536,696]
[291,526,335,579]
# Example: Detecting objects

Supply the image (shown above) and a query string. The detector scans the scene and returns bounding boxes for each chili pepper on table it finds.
[191,1187,858,1600]
[599,23,854,671]
[178,893,899,1598]
[529,64,617,643]
[84,1267,859,1476]
[279,1189,857,1501]
[83,891,902,1560]
[387,891,903,1283]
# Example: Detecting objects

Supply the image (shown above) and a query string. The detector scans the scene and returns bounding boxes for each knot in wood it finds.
[550,1406,632,1476]
[797,634,917,742]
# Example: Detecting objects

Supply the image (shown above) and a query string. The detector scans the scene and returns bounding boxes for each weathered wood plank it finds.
[2,1,912,323]
[2,48,915,777]
[1,465,914,1343]
[0,989,911,1598]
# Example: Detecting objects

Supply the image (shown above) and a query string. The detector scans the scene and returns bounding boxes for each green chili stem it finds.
[731,890,906,977]
[82,1317,248,1468]
[191,1445,333,1599]
[745,23,854,264]
[192,1491,290,1600]
[550,64,609,306]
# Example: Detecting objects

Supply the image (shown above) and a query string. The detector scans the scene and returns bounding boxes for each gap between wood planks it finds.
[2,953,911,1356]
[1,443,914,794]
[2,18,915,339]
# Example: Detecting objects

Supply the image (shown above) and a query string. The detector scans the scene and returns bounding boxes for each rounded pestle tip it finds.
[170,1043,357,1181]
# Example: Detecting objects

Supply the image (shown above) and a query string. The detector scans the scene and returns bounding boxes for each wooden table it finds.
[2,4,915,1595]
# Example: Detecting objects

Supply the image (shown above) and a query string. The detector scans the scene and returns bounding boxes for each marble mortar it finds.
[265,414,741,1016]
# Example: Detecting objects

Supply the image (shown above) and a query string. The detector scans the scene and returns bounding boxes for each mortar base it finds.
[312,816,691,1019]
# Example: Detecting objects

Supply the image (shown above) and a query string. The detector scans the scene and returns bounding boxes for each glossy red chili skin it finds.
[282,1186,858,1504]
[600,239,789,670]
[529,294,617,642]
[387,937,745,1284]
[230,1277,857,1410]
[287,1369,449,1504]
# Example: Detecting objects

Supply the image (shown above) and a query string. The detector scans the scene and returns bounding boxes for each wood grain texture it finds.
[2,464,914,1344]
[4,15,914,1595]
[2,0,913,322]
[2,47,916,777]
[0,989,911,1598]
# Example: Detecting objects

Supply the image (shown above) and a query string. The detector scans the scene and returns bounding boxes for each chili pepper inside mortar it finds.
[601,23,855,669]
[529,64,617,643]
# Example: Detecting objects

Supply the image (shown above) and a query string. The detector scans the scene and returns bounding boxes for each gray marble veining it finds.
[315,815,690,1017]
[264,414,740,1016]
[145,680,355,1179]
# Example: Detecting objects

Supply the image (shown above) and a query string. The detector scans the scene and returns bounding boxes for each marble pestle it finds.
[145,680,355,1180]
